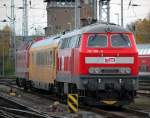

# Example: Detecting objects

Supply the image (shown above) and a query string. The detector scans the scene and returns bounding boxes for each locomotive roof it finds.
[81,23,129,33]
[61,23,130,38]
[31,23,130,49]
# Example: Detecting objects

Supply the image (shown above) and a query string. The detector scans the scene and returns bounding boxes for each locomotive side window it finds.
[60,38,67,49]
[75,35,81,48]
[88,35,107,47]
[66,38,71,48]
[69,36,76,48]
[111,34,131,47]
[60,34,81,49]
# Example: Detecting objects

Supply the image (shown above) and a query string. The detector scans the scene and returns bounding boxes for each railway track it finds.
[138,74,150,96]
[0,78,150,118]
[81,105,150,118]
[0,93,50,118]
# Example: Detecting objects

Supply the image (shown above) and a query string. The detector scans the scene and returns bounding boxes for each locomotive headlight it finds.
[132,79,136,85]
[125,68,131,74]
[120,68,131,74]
[89,67,95,74]
[98,78,102,83]
[95,68,101,74]
[89,67,101,74]
[120,68,126,74]
[119,79,122,83]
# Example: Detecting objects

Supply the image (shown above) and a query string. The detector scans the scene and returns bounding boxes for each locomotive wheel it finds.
[22,79,28,91]
[56,82,66,103]
[16,78,21,87]
[29,81,35,91]
[68,84,77,94]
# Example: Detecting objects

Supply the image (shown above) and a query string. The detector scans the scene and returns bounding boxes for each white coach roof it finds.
[31,35,61,49]
[137,44,150,55]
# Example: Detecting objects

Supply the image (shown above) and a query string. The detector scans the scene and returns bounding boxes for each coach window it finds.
[42,52,44,65]
[36,52,39,65]
[46,51,49,65]
[39,52,42,65]
[50,50,53,65]
[47,50,50,65]
[53,50,55,67]
[111,34,131,47]
[40,52,42,65]
[32,53,34,64]
[43,52,45,65]
[88,34,107,47]
[33,52,36,65]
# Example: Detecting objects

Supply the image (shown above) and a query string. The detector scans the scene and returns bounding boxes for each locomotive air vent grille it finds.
[101,68,119,74]
[89,67,131,75]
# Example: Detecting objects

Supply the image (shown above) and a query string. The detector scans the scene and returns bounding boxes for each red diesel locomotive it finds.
[16,23,139,106]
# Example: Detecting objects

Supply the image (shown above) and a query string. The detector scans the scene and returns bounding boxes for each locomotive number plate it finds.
[104,57,116,64]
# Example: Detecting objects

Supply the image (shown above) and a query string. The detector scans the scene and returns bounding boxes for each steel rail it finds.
[0,93,50,118]
[0,107,49,118]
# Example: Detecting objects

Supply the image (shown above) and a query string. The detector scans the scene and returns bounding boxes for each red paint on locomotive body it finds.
[57,24,139,105]
[69,32,139,77]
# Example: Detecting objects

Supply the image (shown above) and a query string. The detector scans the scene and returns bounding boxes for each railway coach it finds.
[16,23,139,106]
[137,44,150,73]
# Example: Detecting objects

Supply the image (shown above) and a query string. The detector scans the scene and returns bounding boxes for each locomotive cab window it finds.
[111,34,131,47]
[88,34,107,47]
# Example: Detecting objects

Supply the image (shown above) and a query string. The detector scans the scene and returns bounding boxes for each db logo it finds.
[105,57,116,63]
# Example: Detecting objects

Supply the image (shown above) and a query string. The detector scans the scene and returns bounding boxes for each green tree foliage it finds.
[127,14,150,43]
[0,25,10,56]
[0,25,14,76]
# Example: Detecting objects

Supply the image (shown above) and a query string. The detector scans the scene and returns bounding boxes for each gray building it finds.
[44,0,97,36]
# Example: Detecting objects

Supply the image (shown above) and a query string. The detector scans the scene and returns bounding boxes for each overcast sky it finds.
[0,0,150,35]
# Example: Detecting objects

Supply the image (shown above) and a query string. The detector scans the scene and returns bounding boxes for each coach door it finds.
[53,48,57,80]
[50,48,56,82]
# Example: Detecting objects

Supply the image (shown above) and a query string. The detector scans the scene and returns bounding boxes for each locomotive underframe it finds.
[80,75,139,91]
[56,74,139,105]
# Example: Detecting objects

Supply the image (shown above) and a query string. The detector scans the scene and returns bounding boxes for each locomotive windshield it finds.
[111,34,131,47]
[88,35,107,47]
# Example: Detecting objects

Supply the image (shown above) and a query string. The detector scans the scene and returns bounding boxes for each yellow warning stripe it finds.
[102,100,117,105]
[68,101,78,112]
[68,95,78,106]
